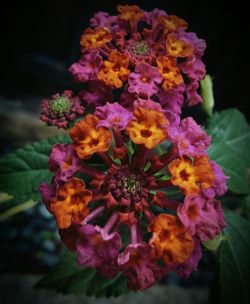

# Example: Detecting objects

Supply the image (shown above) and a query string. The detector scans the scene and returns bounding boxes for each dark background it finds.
[0,0,249,119]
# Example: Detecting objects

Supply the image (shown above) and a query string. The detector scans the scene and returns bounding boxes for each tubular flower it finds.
[166,33,194,58]
[70,114,112,159]
[168,117,211,157]
[128,63,163,97]
[76,219,121,272]
[160,15,188,32]
[98,51,130,88]
[50,178,92,229]
[126,107,169,149]
[69,49,102,82]
[117,5,144,22]
[48,144,81,182]
[80,27,112,49]
[149,214,194,264]
[118,242,166,290]
[168,156,215,195]
[177,194,226,241]
[156,57,184,91]
[67,5,207,112]
[94,102,133,130]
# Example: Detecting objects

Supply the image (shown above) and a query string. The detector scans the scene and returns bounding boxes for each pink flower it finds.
[48,144,81,182]
[133,98,165,113]
[145,8,167,26]
[94,102,133,130]
[118,243,166,290]
[186,80,203,106]
[128,63,162,97]
[40,90,84,129]
[203,161,228,199]
[158,85,185,126]
[39,180,57,211]
[177,238,202,277]
[76,215,121,269]
[79,80,114,107]
[177,194,226,241]
[168,117,211,157]
[90,12,118,29]
[69,50,102,82]
[175,30,206,58]
[173,31,206,106]
[179,57,206,80]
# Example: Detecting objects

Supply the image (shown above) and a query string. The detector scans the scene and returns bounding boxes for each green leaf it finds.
[35,253,129,297]
[0,135,70,202]
[207,109,250,194]
[243,195,250,220]
[219,210,250,304]
[208,109,250,164]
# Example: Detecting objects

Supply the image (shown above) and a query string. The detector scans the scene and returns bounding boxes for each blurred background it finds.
[0,0,249,303]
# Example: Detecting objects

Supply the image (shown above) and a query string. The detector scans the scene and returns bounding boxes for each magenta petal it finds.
[179,57,206,80]
[118,243,166,290]
[168,117,211,157]
[69,49,102,82]
[94,102,133,130]
[76,224,121,268]
[39,178,58,211]
[186,80,203,106]
[128,63,162,97]
[80,80,114,107]
[133,98,164,113]
[203,161,228,198]
[177,239,202,277]
[48,144,81,182]
[175,30,206,58]
[178,194,226,241]
[157,85,185,126]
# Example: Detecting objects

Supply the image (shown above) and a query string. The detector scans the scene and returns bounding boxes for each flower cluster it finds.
[40,103,227,290]
[40,91,84,129]
[39,4,228,291]
[68,4,206,127]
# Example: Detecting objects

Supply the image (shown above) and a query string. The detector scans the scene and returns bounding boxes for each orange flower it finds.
[166,33,194,57]
[168,156,215,195]
[80,27,112,49]
[126,107,169,149]
[149,214,194,264]
[160,15,188,32]
[50,178,92,229]
[117,5,144,21]
[98,51,130,88]
[156,56,184,91]
[70,115,112,159]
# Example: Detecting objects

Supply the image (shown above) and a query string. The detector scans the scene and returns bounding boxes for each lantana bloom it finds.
[40,104,227,290]
[69,4,207,121]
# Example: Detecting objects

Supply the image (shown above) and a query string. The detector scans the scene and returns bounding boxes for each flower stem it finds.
[104,212,118,233]
[82,205,105,224]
